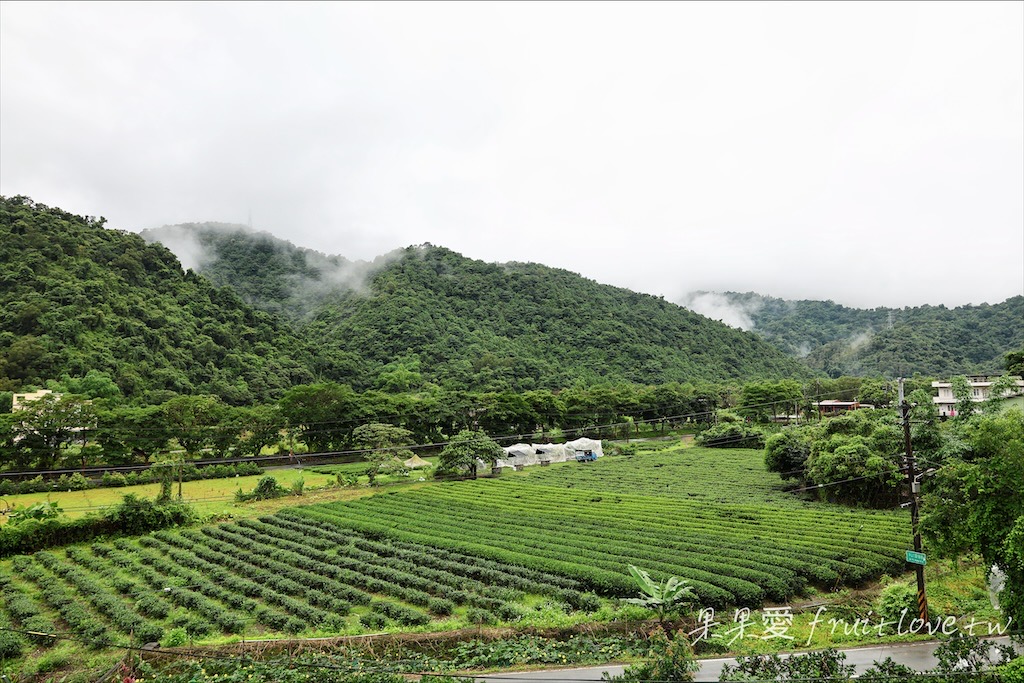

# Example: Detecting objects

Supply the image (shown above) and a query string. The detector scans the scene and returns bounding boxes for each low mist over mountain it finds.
[141,223,395,320]
[2,197,810,404]
[680,291,1024,378]
[142,223,811,390]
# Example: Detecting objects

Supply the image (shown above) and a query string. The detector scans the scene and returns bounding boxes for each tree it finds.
[437,429,503,479]
[922,410,1024,626]
[233,404,285,457]
[950,375,974,421]
[803,412,904,508]
[857,378,895,408]
[740,380,803,422]
[764,430,811,480]
[351,422,414,483]
[1006,347,1024,377]
[161,395,229,457]
[278,383,359,452]
[6,393,95,469]
[93,404,171,464]
[982,374,1024,415]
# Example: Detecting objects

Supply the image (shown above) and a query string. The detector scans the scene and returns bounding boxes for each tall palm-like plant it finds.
[624,564,696,632]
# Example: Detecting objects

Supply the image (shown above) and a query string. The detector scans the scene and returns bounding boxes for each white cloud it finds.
[2,1,1021,308]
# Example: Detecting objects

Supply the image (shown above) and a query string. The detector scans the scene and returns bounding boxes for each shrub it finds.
[360,612,388,630]
[695,423,766,449]
[104,494,195,535]
[101,471,128,487]
[235,476,287,502]
[997,657,1024,683]
[160,627,188,648]
[764,430,811,479]
[0,629,25,659]
[466,607,497,626]
[427,597,455,616]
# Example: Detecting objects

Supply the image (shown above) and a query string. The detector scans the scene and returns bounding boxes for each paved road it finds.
[475,637,1017,682]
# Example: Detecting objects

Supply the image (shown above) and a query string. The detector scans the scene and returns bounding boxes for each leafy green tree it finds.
[857,378,895,408]
[376,360,424,393]
[437,429,503,479]
[233,404,285,457]
[801,410,905,507]
[764,430,811,480]
[740,380,802,422]
[922,410,1024,626]
[352,422,414,483]
[62,370,122,401]
[1006,347,1024,377]
[950,375,974,421]
[161,395,229,457]
[278,383,359,452]
[982,374,1024,414]
[6,393,95,469]
[93,404,171,464]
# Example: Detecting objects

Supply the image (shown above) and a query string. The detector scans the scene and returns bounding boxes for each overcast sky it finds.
[2,1,1022,309]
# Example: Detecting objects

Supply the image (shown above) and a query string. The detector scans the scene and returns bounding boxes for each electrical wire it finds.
[0,385,882,479]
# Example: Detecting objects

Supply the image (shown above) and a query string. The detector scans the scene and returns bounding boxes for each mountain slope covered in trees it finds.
[685,291,1024,378]
[143,223,813,392]
[2,199,811,402]
[0,197,316,404]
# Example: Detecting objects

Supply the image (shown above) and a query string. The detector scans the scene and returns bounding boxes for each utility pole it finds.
[899,378,929,627]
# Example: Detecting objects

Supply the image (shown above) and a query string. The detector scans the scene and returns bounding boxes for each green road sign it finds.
[906,550,927,565]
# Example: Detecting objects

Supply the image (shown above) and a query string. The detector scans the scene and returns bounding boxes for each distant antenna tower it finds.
[887,310,894,330]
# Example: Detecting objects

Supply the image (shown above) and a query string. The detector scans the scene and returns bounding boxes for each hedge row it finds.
[0,495,194,557]
[0,461,263,496]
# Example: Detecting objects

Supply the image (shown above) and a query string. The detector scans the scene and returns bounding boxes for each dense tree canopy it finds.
[0,196,315,404]
[697,292,1024,379]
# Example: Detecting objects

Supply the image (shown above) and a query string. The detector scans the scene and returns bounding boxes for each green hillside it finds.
[1,199,810,400]
[687,291,1024,378]
[0,197,315,403]
[144,223,813,391]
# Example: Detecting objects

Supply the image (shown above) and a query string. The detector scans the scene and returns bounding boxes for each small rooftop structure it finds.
[11,389,54,412]
[813,400,867,416]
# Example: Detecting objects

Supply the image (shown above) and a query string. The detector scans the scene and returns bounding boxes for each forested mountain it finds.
[141,223,384,321]
[143,223,812,391]
[1,197,810,403]
[299,247,812,390]
[683,291,1024,378]
[0,197,316,404]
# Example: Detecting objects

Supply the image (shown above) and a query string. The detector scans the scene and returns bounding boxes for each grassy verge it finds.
[0,469,336,522]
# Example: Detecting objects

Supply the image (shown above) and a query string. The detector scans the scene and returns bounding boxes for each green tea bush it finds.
[0,628,25,660]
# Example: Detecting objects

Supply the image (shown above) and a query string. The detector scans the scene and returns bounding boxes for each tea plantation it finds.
[0,444,908,651]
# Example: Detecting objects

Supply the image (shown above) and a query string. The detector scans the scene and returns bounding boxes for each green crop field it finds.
[0,444,909,654]
[0,468,337,524]
[293,446,908,606]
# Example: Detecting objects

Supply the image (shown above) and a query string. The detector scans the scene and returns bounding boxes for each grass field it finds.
[0,468,339,523]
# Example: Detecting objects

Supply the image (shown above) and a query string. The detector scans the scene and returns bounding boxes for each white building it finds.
[932,376,1024,417]
[11,389,54,412]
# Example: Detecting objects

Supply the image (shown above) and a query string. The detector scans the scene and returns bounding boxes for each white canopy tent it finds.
[494,437,603,469]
